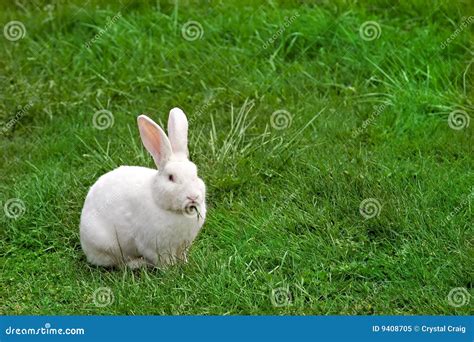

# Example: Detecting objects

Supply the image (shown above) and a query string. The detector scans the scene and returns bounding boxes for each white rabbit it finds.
[80,108,206,268]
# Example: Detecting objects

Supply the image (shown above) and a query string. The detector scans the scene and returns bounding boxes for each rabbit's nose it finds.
[187,195,198,202]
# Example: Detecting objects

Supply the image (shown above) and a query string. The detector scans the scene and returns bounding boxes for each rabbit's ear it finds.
[137,115,172,168]
[167,108,189,158]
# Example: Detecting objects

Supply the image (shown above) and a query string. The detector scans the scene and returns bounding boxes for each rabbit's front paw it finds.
[126,257,148,269]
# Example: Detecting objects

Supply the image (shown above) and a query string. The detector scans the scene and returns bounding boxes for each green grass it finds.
[1,0,473,315]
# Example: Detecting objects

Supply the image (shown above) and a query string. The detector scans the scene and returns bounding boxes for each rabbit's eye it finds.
[168,174,175,182]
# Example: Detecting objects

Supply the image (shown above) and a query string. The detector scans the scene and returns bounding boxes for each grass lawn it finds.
[0,0,473,315]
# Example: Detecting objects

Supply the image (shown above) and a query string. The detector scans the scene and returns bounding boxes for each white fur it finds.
[80,108,206,268]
